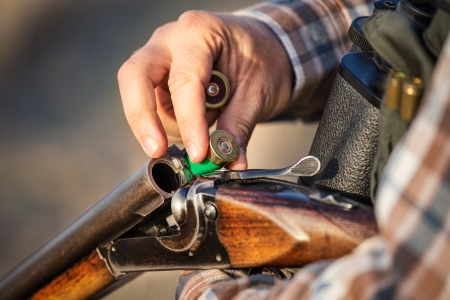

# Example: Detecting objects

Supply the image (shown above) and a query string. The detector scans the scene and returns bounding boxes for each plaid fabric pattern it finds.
[236,0,372,121]
[176,33,450,299]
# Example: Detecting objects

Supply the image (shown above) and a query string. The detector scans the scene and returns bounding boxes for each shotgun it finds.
[0,144,378,299]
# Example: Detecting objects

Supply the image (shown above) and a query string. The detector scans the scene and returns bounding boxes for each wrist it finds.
[234,9,303,105]
[223,13,293,120]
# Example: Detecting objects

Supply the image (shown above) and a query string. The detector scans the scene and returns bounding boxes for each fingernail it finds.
[143,137,159,157]
[186,141,199,161]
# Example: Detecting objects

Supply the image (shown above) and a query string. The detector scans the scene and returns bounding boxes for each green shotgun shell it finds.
[185,130,239,175]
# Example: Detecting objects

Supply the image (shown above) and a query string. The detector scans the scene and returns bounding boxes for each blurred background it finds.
[0,0,318,298]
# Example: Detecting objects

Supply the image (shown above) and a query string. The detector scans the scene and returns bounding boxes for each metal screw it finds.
[218,139,231,154]
[207,83,219,96]
[111,246,116,252]
[216,254,222,262]
[188,251,194,257]
[384,0,395,7]
[204,203,218,220]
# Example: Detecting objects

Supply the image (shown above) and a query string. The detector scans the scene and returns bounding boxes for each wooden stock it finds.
[30,251,114,300]
[215,184,378,268]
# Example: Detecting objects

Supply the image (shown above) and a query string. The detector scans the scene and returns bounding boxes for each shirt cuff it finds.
[234,9,305,102]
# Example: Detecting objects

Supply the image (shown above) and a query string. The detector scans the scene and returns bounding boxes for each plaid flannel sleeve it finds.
[175,4,450,299]
[235,0,373,120]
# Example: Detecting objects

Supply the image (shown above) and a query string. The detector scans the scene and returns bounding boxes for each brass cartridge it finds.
[384,71,406,109]
[400,77,423,121]
[185,130,239,176]
[207,130,239,166]
[205,71,231,109]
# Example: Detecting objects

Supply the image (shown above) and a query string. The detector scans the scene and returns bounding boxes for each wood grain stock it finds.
[30,251,114,300]
[215,184,378,268]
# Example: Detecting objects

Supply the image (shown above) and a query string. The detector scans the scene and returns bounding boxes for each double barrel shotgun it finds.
[1,61,380,299]
[0,139,378,299]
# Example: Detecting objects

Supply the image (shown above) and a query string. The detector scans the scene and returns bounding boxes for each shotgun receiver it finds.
[0,145,378,299]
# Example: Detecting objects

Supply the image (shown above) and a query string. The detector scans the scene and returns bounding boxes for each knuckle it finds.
[151,24,169,39]
[177,10,212,29]
[126,110,146,127]
[118,58,140,82]
[168,70,195,98]
[176,11,224,53]
[233,117,255,147]
[177,116,193,129]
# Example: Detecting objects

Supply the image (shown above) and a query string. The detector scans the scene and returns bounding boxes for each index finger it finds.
[118,29,173,158]
[167,11,223,163]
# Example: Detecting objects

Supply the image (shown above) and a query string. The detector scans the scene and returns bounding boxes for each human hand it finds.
[118,11,293,169]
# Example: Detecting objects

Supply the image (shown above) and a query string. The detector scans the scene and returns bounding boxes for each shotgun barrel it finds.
[0,146,187,300]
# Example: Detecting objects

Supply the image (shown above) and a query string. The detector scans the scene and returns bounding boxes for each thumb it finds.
[216,100,259,170]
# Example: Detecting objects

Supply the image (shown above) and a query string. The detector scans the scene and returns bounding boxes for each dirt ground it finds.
[0,0,317,298]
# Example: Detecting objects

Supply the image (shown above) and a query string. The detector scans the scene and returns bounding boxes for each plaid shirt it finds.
[237,0,373,121]
[176,1,450,299]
